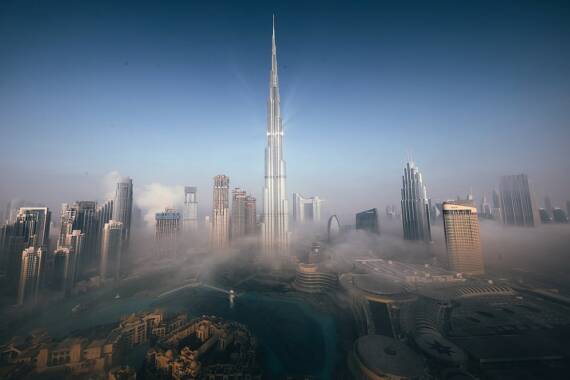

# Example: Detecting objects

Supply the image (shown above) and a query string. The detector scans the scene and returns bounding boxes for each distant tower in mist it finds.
[231,188,247,239]
[58,201,95,275]
[261,17,290,256]
[544,196,553,218]
[400,161,431,242]
[3,207,51,299]
[112,177,133,246]
[356,209,380,235]
[479,194,492,218]
[245,196,257,235]
[293,193,323,223]
[100,220,123,282]
[211,175,230,249]
[491,189,502,220]
[442,201,484,276]
[499,174,538,227]
[231,190,257,239]
[94,200,113,265]
[183,186,198,231]
[17,247,44,305]
[553,208,569,223]
[155,208,181,256]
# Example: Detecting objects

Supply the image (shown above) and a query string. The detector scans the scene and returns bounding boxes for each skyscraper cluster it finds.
[0,178,133,305]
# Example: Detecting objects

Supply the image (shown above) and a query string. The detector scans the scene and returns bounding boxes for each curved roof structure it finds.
[353,335,425,379]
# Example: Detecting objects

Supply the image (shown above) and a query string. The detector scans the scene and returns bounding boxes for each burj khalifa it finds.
[261,17,290,256]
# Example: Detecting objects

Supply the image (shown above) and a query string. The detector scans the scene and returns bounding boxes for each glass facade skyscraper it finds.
[401,162,431,242]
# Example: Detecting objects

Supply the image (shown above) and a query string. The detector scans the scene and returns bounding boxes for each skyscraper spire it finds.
[261,16,290,256]
[271,14,278,87]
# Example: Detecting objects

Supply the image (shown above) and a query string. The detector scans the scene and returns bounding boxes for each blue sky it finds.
[1,0,569,219]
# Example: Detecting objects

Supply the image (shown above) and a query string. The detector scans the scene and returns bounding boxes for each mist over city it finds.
[1,1,570,379]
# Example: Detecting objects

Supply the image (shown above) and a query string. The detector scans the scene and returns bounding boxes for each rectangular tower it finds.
[356,209,380,235]
[499,174,538,226]
[17,247,44,305]
[112,177,133,246]
[183,186,198,231]
[231,188,247,240]
[100,220,123,282]
[211,175,230,249]
[442,201,484,275]
[155,208,181,256]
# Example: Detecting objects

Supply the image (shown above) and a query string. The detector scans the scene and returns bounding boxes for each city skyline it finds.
[1,1,570,220]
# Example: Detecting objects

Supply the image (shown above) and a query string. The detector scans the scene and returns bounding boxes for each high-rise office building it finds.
[3,207,51,299]
[231,188,247,239]
[183,186,198,231]
[261,17,290,256]
[479,194,492,219]
[552,208,568,223]
[491,189,502,220]
[94,200,113,262]
[292,193,323,223]
[245,195,257,235]
[53,247,74,293]
[401,162,431,242]
[58,201,96,273]
[100,220,123,282]
[356,209,380,235]
[539,208,552,223]
[155,208,181,256]
[442,201,484,276]
[112,177,133,247]
[17,247,44,305]
[499,174,538,226]
[15,207,51,250]
[211,175,230,249]
[544,196,553,218]
[53,230,83,296]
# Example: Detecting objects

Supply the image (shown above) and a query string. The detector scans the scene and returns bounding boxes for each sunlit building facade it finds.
[211,175,230,249]
[442,201,484,275]
[17,247,44,305]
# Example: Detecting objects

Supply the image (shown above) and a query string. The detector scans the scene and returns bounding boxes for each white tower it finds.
[261,16,290,256]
